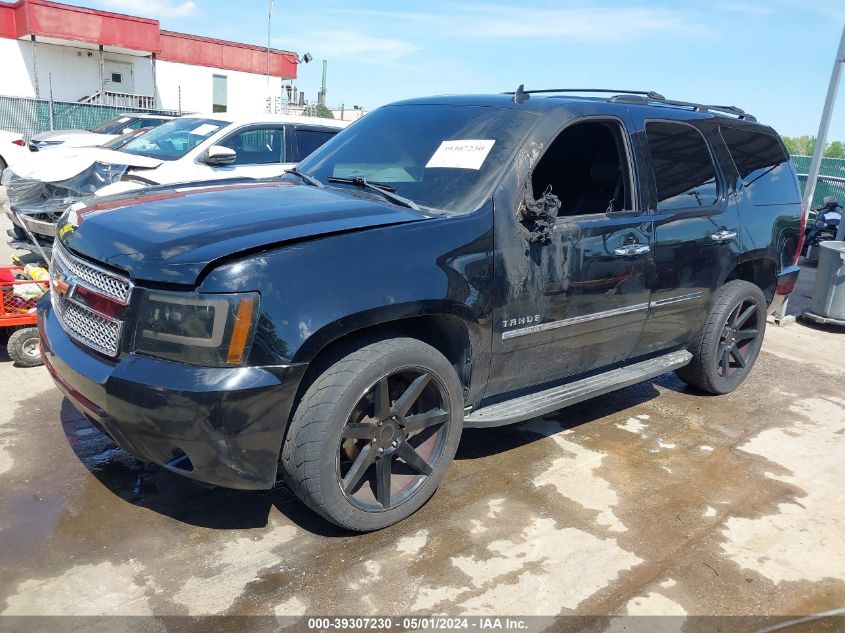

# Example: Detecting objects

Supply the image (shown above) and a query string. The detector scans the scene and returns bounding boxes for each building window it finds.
[111,73,122,83]
[212,75,228,113]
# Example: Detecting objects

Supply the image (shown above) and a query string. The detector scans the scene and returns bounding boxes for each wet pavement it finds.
[0,316,843,631]
[0,197,843,631]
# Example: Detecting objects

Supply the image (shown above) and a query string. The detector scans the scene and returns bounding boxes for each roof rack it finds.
[607,94,757,122]
[502,86,756,122]
[503,87,666,100]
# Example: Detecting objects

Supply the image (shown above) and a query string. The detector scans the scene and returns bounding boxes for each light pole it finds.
[802,22,845,239]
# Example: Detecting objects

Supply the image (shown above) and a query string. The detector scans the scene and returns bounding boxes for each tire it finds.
[281,336,464,531]
[676,280,766,395]
[8,327,43,367]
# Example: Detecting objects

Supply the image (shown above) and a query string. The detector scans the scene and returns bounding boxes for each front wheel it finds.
[281,336,464,531]
[676,280,766,395]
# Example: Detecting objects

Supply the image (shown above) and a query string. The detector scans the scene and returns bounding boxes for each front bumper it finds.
[38,296,307,490]
[768,265,801,315]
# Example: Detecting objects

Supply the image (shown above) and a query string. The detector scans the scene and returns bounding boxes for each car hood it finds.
[11,148,162,182]
[59,180,435,285]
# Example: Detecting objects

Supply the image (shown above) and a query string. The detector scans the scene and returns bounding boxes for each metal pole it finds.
[99,44,105,100]
[802,23,845,215]
[266,0,273,87]
[30,35,39,99]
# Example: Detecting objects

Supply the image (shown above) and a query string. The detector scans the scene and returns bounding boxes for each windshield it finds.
[121,118,227,161]
[295,104,537,213]
[99,128,149,150]
[90,116,134,134]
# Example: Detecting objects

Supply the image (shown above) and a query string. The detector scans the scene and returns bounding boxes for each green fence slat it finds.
[0,94,180,142]
[792,155,845,209]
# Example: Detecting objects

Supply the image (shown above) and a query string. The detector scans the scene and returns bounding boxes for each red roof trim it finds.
[0,0,297,78]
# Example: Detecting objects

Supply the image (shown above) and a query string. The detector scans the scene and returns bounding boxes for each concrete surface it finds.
[0,189,843,631]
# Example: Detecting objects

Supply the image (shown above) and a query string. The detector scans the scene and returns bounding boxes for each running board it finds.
[465,350,692,428]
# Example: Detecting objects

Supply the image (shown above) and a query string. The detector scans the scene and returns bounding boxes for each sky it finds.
[43,0,845,139]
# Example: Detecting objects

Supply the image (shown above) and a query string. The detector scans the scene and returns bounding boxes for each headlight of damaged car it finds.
[133,291,259,367]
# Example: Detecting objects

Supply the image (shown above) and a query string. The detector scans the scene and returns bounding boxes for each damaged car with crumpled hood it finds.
[4,113,347,258]
[2,146,162,257]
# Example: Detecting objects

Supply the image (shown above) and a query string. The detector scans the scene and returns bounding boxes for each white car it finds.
[3,113,348,256]
[27,113,174,151]
[94,112,348,197]
[0,130,28,176]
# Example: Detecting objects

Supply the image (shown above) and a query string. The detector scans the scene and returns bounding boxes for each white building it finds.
[0,0,299,115]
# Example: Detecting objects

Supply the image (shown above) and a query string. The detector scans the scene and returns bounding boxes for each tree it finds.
[781,135,816,156]
[824,140,845,159]
[303,103,335,119]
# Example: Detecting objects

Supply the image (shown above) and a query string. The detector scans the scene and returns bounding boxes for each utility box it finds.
[806,241,845,326]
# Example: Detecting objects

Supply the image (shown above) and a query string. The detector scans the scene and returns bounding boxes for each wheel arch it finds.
[293,302,481,389]
[280,305,481,461]
[721,256,778,305]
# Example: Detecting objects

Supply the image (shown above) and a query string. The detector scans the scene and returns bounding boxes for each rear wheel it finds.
[281,336,464,531]
[8,327,42,367]
[676,280,766,395]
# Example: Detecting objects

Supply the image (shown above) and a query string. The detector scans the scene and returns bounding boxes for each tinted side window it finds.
[296,129,335,160]
[221,127,285,165]
[720,126,799,206]
[646,121,719,211]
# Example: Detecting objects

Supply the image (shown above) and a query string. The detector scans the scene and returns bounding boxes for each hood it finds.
[59,180,434,285]
[10,148,162,182]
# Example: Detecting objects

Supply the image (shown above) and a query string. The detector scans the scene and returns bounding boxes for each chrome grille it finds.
[51,242,130,357]
[52,241,132,304]
[53,293,122,357]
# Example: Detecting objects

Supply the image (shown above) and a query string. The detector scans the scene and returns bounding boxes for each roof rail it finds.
[503,87,666,100]
[607,94,757,122]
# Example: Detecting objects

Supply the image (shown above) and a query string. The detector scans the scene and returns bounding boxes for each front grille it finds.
[51,243,131,357]
[53,241,132,304]
[53,292,122,357]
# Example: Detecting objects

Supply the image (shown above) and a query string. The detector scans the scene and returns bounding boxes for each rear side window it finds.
[296,129,336,160]
[720,126,798,206]
[646,121,719,211]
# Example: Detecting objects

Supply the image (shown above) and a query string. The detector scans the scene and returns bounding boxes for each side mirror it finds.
[203,145,237,166]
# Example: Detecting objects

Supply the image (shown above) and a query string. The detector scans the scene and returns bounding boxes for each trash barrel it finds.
[808,241,845,324]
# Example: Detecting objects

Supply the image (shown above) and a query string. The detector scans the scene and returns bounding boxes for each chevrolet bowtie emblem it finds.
[52,273,76,298]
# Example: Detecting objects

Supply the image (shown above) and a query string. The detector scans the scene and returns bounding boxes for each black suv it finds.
[38,89,802,531]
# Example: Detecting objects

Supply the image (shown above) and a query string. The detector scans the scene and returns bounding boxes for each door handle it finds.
[711,229,737,243]
[613,244,651,257]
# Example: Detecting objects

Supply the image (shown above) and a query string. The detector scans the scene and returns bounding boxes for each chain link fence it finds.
[0,94,181,141]
[791,155,845,209]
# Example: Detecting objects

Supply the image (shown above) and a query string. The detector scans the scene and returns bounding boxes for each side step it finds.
[465,350,692,428]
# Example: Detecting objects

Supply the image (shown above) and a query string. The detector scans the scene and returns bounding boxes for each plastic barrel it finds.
[810,241,845,320]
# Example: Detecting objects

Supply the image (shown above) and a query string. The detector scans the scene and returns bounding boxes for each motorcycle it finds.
[802,196,842,259]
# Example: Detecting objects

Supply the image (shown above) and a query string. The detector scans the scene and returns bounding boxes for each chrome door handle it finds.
[711,229,737,243]
[613,244,651,257]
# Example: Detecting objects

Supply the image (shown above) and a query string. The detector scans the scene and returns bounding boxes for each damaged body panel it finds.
[3,149,161,245]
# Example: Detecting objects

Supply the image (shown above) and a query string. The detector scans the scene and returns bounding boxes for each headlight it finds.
[133,290,259,367]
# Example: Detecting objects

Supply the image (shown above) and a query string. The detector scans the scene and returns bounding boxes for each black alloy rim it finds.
[337,368,451,512]
[717,299,761,379]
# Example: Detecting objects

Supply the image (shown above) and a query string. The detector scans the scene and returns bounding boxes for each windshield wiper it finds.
[327,176,420,210]
[285,167,324,188]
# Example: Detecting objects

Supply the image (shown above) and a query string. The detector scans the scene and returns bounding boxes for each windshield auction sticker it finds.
[425,139,495,170]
